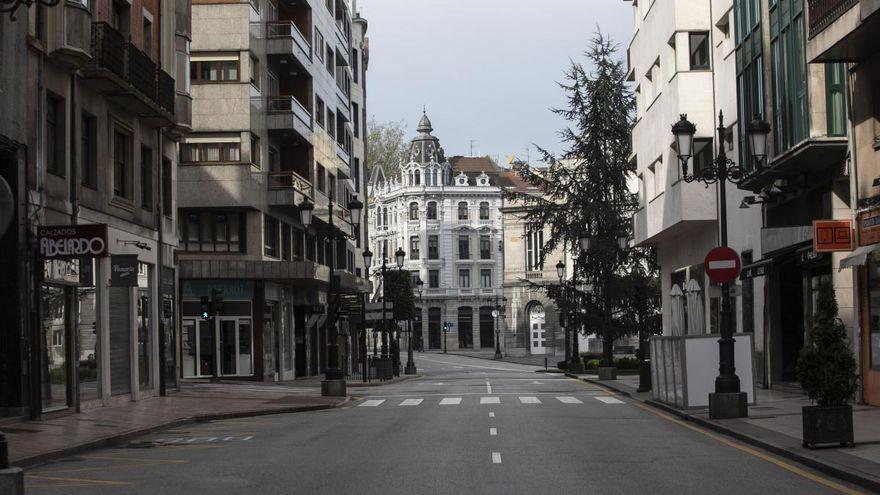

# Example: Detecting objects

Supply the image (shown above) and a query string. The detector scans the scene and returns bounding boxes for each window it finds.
[458,306,473,349]
[180,140,241,163]
[316,164,326,193]
[459,269,470,288]
[825,63,847,137]
[250,55,260,89]
[190,57,239,82]
[409,202,419,220]
[689,32,710,70]
[143,17,153,56]
[352,48,359,84]
[382,207,388,226]
[353,102,360,138]
[458,202,468,220]
[314,29,325,62]
[327,110,336,138]
[140,146,153,211]
[480,236,491,259]
[264,215,279,258]
[110,0,130,37]
[692,139,713,177]
[281,223,292,260]
[46,94,65,177]
[479,201,490,220]
[427,201,437,220]
[428,235,439,259]
[250,134,260,167]
[480,269,492,288]
[328,173,336,201]
[325,44,334,75]
[429,270,440,288]
[179,210,245,252]
[458,235,470,260]
[410,236,420,259]
[734,0,766,172]
[113,127,133,200]
[525,223,544,271]
[868,253,880,370]
[316,97,325,127]
[81,112,97,188]
[354,157,361,193]
[162,158,172,216]
[414,169,421,185]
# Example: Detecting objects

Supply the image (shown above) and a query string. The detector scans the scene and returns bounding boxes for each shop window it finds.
[870,254,880,370]
[137,263,152,390]
[458,306,473,349]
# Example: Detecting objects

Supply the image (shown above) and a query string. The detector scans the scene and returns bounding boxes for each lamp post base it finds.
[404,364,417,375]
[321,379,347,397]
[493,350,502,360]
[637,360,652,392]
[709,392,748,419]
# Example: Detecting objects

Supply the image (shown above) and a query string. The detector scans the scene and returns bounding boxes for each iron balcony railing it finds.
[266,95,311,126]
[264,20,312,54]
[91,22,126,79]
[128,44,157,99]
[266,170,312,196]
[158,69,175,115]
[808,0,858,36]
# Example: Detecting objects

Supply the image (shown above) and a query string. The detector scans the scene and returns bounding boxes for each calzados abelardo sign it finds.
[38,224,108,259]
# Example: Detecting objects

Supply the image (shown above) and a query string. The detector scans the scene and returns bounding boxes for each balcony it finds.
[737,137,848,191]
[631,180,716,247]
[807,0,880,62]
[256,20,312,66]
[82,23,174,125]
[48,2,92,71]
[256,96,312,138]
[336,142,351,166]
[267,169,313,208]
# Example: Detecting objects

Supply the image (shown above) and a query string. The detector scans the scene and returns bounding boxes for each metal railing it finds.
[263,20,312,55]
[266,95,312,128]
[808,0,858,36]
[91,22,125,79]
[266,170,312,195]
[128,43,157,101]
[158,69,175,115]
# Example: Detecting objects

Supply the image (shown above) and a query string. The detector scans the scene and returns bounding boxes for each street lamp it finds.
[405,276,422,375]
[491,296,506,360]
[556,260,565,283]
[299,196,362,395]
[671,111,768,419]
[395,247,406,268]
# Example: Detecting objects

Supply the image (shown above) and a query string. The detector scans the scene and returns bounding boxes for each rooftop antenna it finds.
[470,139,477,157]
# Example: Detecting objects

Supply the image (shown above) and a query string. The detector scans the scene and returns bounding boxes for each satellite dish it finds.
[0,176,13,238]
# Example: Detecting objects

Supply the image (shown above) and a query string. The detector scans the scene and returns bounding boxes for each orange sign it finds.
[813,220,854,252]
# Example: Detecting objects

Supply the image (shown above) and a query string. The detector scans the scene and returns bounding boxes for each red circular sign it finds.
[705,247,741,284]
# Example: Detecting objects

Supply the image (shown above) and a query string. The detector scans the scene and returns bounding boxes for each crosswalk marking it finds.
[359,400,385,407]
[489,427,497,436]
[489,412,495,418]
[439,397,462,405]
[480,397,501,404]
[556,396,583,404]
[399,399,423,406]
[594,396,625,404]
[518,396,541,404]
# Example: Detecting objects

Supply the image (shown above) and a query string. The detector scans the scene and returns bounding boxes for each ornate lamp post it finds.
[404,277,421,375]
[299,196,363,395]
[491,296,506,360]
[416,277,424,353]
[555,260,571,364]
[671,111,769,419]
[361,248,375,357]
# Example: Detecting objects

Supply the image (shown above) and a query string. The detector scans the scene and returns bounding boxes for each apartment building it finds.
[627,0,764,369]
[807,0,880,405]
[178,0,369,381]
[0,0,191,418]
[367,115,505,352]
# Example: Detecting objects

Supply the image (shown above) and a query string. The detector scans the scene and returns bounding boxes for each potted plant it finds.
[796,280,858,448]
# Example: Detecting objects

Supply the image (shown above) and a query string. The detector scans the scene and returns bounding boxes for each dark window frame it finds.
[179,210,246,253]
[46,93,65,177]
[140,146,153,211]
[80,111,98,188]
[190,59,240,83]
[180,141,242,164]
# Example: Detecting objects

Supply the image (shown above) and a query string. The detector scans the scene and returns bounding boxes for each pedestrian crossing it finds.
[356,395,625,408]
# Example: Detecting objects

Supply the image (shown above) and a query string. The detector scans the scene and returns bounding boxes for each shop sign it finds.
[858,210,880,247]
[110,255,139,286]
[38,224,108,259]
[181,279,254,300]
[813,220,853,252]
[43,259,80,284]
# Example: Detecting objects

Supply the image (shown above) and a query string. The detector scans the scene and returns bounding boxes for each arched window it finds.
[427,201,438,220]
[432,169,438,186]
[458,202,468,220]
[382,207,388,226]
[409,202,419,221]
[376,209,381,226]
[479,201,490,220]
[414,169,421,185]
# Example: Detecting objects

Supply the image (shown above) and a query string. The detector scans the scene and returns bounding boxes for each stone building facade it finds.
[367,114,504,352]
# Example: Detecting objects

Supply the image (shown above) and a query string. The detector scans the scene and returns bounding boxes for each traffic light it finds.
[200,296,210,320]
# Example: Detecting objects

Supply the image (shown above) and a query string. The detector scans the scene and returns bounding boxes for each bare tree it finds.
[366,119,408,178]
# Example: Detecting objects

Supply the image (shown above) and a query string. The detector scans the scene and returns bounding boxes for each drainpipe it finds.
[156,0,167,396]
[845,63,863,404]
[69,72,81,413]
[29,38,47,420]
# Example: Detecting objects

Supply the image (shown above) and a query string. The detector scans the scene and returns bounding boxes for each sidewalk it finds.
[567,372,880,492]
[442,350,554,367]
[0,382,347,467]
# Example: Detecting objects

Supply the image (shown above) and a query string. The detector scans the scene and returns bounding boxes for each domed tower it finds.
[402,112,451,187]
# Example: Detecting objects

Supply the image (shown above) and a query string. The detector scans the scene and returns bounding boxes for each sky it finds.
[357,0,633,164]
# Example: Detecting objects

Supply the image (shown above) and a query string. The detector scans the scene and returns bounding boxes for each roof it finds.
[449,156,499,174]
[497,170,535,193]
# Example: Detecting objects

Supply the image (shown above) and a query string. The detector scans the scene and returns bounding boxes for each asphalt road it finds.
[24,353,863,494]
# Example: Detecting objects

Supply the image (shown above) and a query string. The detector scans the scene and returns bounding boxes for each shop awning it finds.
[740,258,774,280]
[839,244,880,270]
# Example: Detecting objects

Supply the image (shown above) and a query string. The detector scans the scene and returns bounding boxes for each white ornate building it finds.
[367,113,505,351]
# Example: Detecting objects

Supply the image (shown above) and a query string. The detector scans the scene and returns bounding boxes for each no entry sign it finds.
[705,247,741,284]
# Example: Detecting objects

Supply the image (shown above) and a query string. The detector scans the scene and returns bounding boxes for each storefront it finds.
[844,209,880,406]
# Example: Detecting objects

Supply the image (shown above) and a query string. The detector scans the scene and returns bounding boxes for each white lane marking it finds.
[359,400,385,407]
[418,357,531,373]
[492,452,502,464]
[399,399,423,406]
[489,428,497,436]
[594,396,625,404]
[489,412,495,418]
[556,396,583,404]
[439,397,462,405]
[434,383,445,386]
[486,379,492,394]
[480,396,501,404]
[532,380,543,384]
[454,366,464,369]
[518,396,541,404]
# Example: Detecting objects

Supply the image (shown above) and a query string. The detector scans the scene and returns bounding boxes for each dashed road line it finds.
[518,396,541,404]
[439,397,462,405]
[486,379,492,394]
[359,399,386,407]
[489,412,495,418]
[556,396,584,404]
[594,396,625,404]
[399,399,423,406]
[492,452,502,464]
[489,428,497,436]
[480,396,500,404]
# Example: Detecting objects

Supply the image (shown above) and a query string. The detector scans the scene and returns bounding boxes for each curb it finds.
[566,374,880,493]
[349,373,422,387]
[12,397,350,469]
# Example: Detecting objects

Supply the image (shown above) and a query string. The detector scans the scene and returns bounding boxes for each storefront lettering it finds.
[37,224,109,259]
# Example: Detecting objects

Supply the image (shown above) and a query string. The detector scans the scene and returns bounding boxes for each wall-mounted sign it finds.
[181,279,254,300]
[858,209,880,247]
[813,220,854,252]
[38,224,108,259]
[110,254,139,286]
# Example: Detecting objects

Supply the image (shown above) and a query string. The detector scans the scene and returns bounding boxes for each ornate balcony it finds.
[266,170,313,208]
[809,0,858,36]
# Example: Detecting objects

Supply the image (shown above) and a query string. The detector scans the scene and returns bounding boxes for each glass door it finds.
[199,319,214,376]
[220,319,237,375]
[182,319,197,377]
[41,284,70,411]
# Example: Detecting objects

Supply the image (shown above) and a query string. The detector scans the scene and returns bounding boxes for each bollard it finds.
[544,357,548,371]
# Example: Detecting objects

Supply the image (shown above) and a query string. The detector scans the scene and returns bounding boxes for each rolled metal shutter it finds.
[109,287,131,395]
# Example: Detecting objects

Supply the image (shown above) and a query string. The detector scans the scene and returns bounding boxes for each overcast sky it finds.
[357,0,633,164]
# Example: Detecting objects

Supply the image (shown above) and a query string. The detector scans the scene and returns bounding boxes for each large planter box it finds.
[802,405,854,448]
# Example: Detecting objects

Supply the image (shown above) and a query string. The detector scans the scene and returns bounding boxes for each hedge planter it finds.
[802,405,854,449]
